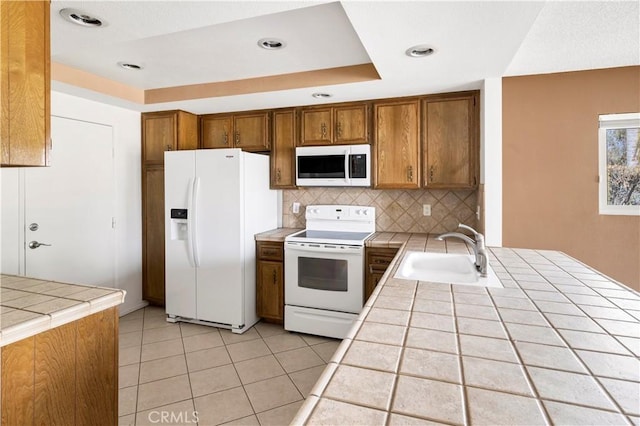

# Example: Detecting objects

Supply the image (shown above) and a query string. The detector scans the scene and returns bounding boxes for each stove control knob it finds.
[361,209,369,216]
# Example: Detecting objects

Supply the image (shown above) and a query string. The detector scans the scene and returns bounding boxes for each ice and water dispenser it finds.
[170,209,189,240]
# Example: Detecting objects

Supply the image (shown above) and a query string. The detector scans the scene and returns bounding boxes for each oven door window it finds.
[297,257,348,291]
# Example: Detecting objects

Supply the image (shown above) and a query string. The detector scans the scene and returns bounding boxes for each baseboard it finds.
[119,300,149,316]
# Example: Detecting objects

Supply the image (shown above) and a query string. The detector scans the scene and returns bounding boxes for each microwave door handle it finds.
[344,149,351,184]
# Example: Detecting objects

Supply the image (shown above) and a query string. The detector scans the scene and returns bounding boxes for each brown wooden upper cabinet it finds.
[0,1,50,167]
[271,109,297,189]
[200,111,270,152]
[299,103,369,146]
[373,100,421,189]
[422,92,479,189]
[200,115,232,149]
[142,110,198,164]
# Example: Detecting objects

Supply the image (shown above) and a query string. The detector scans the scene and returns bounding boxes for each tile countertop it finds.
[255,227,302,242]
[291,233,640,426]
[0,275,126,347]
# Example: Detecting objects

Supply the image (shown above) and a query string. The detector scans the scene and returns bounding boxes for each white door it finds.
[24,116,115,287]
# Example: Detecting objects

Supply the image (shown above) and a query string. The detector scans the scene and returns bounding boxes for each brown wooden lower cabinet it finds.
[1,307,119,425]
[256,241,284,324]
[365,247,400,303]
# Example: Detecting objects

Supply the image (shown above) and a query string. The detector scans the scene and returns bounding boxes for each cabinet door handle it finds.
[430,165,434,181]
[369,265,373,274]
[320,123,327,139]
[407,165,413,182]
[272,270,277,284]
[336,121,342,139]
[276,168,282,183]
[235,131,240,145]
[223,132,228,145]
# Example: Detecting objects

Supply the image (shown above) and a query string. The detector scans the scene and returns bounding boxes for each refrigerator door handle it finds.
[185,178,196,267]
[192,177,201,267]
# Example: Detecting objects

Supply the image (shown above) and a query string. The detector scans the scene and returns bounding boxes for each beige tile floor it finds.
[118,306,339,426]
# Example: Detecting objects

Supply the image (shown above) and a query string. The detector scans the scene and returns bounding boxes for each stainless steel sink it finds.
[393,251,503,288]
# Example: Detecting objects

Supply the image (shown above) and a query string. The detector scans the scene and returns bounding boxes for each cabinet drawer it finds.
[368,253,396,266]
[367,248,398,265]
[257,242,283,261]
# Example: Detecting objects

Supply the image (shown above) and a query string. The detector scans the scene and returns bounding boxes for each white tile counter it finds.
[292,233,640,425]
[0,274,126,347]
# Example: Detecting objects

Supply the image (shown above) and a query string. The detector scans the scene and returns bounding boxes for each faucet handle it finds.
[458,223,482,238]
[458,223,485,246]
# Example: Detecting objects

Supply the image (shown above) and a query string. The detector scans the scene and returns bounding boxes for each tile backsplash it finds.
[282,188,478,233]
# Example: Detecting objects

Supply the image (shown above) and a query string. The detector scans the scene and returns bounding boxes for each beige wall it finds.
[503,66,640,291]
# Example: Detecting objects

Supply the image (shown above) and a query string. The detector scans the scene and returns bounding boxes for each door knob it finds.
[28,241,51,249]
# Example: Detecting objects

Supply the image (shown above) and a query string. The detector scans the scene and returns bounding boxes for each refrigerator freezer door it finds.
[194,149,244,326]
[165,150,197,318]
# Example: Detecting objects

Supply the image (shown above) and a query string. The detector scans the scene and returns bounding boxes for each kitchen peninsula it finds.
[255,232,640,425]
[0,275,125,425]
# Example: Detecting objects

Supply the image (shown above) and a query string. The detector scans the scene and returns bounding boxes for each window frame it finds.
[598,112,640,216]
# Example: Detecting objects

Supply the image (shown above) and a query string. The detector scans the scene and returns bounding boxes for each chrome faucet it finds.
[436,224,488,277]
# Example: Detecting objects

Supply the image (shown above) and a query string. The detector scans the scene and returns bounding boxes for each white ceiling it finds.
[50,0,640,114]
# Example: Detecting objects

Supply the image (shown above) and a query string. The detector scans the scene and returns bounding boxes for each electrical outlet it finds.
[422,204,431,216]
[292,202,300,214]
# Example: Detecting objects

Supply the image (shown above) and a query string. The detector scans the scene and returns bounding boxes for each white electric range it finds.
[284,205,376,339]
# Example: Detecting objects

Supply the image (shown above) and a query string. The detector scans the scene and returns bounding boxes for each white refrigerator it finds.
[164,148,279,334]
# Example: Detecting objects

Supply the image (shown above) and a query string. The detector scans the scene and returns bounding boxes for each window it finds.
[598,113,640,215]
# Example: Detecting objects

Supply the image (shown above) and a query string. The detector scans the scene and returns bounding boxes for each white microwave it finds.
[295,144,371,187]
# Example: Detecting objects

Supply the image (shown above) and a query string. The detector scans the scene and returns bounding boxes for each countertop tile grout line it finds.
[483,277,553,425]
[450,283,470,426]
[509,249,632,419]
[385,275,416,426]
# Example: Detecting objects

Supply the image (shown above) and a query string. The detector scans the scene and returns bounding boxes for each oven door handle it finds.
[285,243,363,255]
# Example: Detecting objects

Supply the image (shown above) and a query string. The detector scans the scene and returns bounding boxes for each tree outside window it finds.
[599,113,640,215]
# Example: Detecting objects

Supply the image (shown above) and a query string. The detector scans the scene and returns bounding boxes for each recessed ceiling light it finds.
[258,38,286,50]
[117,62,143,71]
[59,8,103,27]
[312,93,332,99]
[406,45,436,58]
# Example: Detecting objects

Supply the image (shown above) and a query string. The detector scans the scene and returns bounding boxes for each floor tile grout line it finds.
[119,308,350,420]
[178,321,197,425]
[240,328,330,421]
[214,327,257,424]
[256,325,311,407]
[130,307,151,420]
